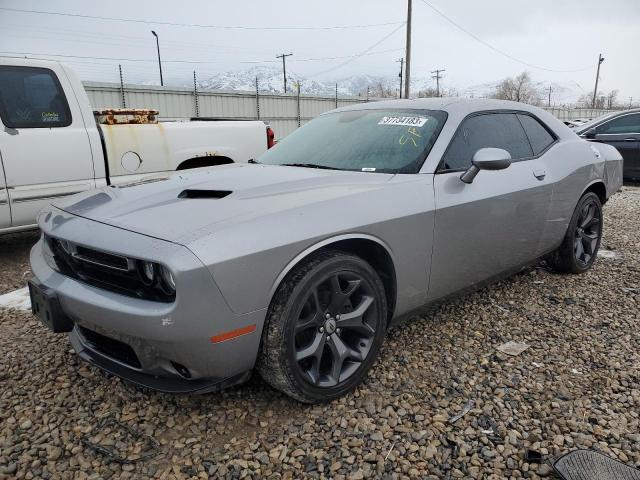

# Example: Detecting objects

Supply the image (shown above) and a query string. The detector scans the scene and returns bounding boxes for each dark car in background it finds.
[576,109,640,180]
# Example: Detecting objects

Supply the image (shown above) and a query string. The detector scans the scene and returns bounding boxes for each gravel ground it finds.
[1,187,639,479]
[0,231,38,296]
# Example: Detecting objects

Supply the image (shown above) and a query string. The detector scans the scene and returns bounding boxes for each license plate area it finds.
[28,279,74,333]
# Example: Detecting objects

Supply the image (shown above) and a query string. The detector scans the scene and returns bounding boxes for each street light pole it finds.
[592,53,604,108]
[151,30,164,87]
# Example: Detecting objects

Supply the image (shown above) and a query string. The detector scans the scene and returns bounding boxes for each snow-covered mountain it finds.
[193,66,586,104]
[194,65,434,97]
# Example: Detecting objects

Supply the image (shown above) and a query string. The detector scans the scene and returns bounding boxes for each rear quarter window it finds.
[0,66,72,128]
[517,114,556,155]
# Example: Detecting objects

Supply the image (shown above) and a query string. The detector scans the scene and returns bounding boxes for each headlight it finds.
[137,260,175,295]
[139,261,155,285]
[159,265,176,293]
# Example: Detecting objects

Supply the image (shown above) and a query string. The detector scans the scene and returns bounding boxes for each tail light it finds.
[266,126,275,149]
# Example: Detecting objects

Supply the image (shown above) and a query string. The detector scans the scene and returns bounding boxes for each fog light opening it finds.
[171,361,192,379]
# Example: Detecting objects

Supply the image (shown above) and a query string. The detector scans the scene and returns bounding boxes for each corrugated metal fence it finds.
[84,82,617,139]
[84,82,368,139]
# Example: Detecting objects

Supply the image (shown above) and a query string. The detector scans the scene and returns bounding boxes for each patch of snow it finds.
[0,287,31,311]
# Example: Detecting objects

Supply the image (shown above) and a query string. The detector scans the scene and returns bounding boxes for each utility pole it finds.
[548,85,552,107]
[151,30,163,86]
[118,64,126,108]
[397,58,404,99]
[276,52,293,93]
[404,0,412,98]
[193,71,199,117]
[592,53,604,108]
[255,76,260,120]
[431,69,445,97]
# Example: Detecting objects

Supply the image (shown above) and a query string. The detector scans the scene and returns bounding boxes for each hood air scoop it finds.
[178,189,232,199]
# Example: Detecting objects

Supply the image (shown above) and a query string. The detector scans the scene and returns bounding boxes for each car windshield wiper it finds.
[280,163,344,171]
[247,158,260,164]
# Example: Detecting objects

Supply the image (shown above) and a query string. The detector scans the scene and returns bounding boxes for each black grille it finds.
[45,235,175,303]
[78,326,141,369]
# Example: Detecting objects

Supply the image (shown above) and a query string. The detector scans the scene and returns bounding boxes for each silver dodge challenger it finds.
[29,98,623,403]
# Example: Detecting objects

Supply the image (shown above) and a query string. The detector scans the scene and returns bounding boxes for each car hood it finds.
[53,163,394,244]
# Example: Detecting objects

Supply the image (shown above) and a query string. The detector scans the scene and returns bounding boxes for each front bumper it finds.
[69,329,251,393]
[31,206,267,392]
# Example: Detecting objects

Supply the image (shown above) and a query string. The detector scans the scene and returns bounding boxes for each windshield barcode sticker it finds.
[378,116,428,127]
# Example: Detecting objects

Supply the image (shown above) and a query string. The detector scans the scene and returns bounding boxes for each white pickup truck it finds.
[0,57,274,234]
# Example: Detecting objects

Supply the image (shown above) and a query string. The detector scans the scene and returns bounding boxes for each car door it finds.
[0,64,95,228]
[0,153,10,229]
[590,112,640,179]
[428,111,552,301]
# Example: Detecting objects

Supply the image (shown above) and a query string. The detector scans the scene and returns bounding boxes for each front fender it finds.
[266,233,397,301]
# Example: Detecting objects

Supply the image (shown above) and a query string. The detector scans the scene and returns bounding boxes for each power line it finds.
[0,48,404,66]
[0,7,404,31]
[307,23,406,78]
[416,0,592,73]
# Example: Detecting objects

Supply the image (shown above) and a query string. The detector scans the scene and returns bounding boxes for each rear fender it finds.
[590,143,623,197]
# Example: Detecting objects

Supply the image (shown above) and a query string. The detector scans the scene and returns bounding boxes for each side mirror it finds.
[460,148,512,184]
[584,127,597,139]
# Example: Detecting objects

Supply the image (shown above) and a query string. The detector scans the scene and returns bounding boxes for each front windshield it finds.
[258,109,448,173]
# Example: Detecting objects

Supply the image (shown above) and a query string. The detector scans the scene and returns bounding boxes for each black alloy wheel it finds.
[547,191,603,274]
[574,197,601,267]
[293,272,377,387]
[258,251,387,403]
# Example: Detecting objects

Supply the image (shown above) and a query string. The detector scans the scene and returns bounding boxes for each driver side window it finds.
[597,114,640,135]
[440,113,533,171]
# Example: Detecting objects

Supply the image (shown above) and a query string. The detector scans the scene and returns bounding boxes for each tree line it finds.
[370,71,632,109]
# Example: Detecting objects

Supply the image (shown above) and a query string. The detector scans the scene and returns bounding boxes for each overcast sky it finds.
[1,0,638,103]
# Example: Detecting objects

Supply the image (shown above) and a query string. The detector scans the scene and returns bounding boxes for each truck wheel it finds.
[257,250,387,403]
[547,192,602,274]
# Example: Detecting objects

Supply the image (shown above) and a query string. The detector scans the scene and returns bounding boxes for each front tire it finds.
[257,250,387,403]
[547,192,603,274]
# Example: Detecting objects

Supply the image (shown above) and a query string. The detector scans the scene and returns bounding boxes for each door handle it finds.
[623,138,637,142]
[533,169,546,180]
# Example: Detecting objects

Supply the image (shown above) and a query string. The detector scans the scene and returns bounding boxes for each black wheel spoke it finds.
[586,217,600,229]
[328,275,361,313]
[326,334,351,385]
[575,238,585,260]
[296,331,325,363]
[581,232,597,256]
[295,290,324,333]
[580,204,594,229]
[336,295,375,334]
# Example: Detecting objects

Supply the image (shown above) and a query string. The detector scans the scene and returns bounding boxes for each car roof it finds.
[329,97,574,140]
[575,108,640,133]
[330,97,550,116]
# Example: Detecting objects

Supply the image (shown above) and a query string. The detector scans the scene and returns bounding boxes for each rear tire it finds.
[257,250,387,403]
[547,192,603,274]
